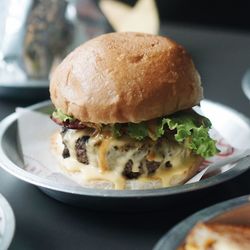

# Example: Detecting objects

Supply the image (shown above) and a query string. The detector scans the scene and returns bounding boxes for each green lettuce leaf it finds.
[52,107,218,158]
[127,122,148,140]
[154,118,169,139]
[112,124,122,138]
[52,109,75,122]
[165,113,219,158]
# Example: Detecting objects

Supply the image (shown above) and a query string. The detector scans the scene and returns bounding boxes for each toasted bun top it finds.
[50,32,203,123]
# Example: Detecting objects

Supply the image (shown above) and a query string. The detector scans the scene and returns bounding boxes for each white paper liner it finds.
[16,107,246,189]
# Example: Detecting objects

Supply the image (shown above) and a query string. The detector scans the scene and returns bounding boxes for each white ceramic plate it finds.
[0,194,15,250]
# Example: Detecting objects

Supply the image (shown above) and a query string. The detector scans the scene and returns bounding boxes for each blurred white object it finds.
[0,60,26,85]
[100,0,159,34]
[0,0,32,85]
[0,0,32,59]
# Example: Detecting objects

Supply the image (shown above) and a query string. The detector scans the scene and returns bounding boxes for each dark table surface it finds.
[1,24,250,250]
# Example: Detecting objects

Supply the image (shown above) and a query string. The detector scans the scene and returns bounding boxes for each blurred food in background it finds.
[99,0,159,34]
[23,0,72,79]
[0,0,32,86]
[179,222,250,250]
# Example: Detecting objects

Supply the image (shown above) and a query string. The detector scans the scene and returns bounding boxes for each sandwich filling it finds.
[51,109,218,188]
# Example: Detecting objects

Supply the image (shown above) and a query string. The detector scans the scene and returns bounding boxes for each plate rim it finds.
[153,195,250,250]
[0,100,250,198]
[0,194,15,250]
[242,69,250,100]
[0,78,49,89]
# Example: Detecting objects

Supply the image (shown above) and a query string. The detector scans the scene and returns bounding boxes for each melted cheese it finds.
[62,129,90,167]
[98,138,111,172]
[184,244,198,250]
[57,130,201,190]
[147,151,156,161]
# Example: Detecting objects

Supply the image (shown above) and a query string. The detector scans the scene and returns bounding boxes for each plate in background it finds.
[154,195,250,250]
[0,194,15,250]
[242,69,250,101]
[0,100,250,211]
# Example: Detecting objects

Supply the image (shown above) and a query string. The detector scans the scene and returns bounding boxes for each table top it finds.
[1,24,250,250]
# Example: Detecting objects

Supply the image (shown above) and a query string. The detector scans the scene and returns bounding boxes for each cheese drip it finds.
[56,129,203,190]
[98,138,111,172]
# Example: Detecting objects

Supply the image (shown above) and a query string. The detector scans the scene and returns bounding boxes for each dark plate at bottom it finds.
[154,195,250,249]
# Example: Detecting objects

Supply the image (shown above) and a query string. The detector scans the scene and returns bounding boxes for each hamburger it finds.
[50,32,218,190]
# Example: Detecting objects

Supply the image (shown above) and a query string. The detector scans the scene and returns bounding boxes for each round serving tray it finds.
[154,195,250,250]
[0,100,250,211]
[0,194,15,250]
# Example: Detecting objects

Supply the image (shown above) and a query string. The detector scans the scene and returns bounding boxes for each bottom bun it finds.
[51,131,203,190]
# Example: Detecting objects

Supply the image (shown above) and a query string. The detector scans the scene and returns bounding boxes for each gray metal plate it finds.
[154,195,250,250]
[0,100,250,211]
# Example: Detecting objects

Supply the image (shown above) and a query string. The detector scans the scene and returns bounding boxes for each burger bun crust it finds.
[50,32,203,124]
